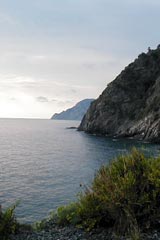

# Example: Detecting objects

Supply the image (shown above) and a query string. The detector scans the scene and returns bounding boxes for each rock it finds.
[10,226,160,240]
[51,99,94,121]
[79,46,160,142]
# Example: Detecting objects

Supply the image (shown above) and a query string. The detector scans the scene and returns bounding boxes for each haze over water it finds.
[0,119,160,223]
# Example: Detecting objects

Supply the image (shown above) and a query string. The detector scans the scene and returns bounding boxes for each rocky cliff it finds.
[51,99,94,121]
[79,46,160,142]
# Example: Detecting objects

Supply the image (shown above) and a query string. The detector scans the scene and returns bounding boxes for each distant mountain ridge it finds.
[51,99,94,121]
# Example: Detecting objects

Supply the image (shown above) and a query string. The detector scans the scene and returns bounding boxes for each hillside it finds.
[79,46,160,142]
[51,99,94,121]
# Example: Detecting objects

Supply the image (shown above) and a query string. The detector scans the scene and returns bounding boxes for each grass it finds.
[0,202,32,240]
[53,148,160,238]
[0,203,19,240]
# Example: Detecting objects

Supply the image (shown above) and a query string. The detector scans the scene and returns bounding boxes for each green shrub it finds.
[33,219,49,231]
[56,203,81,226]
[55,148,160,236]
[0,203,19,240]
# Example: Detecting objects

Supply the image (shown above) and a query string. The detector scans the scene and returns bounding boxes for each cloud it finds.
[9,97,16,101]
[36,96,49,103]
[0,12,17,25]
[0,0,160,118]
[51,99,57,102]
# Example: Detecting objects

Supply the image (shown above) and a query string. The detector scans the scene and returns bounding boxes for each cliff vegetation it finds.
[54,149,160,238]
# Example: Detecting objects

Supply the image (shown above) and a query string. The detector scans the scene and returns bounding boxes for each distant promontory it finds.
[51,99,94,121]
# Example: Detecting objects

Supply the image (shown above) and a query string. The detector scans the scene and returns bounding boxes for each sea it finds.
[0,118,160,223]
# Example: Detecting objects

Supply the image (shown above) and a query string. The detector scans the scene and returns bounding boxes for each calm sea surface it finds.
[0,119,160,223]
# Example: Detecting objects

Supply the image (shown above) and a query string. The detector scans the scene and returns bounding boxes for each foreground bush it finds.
[55,148,160,237]
[0,204,19,240]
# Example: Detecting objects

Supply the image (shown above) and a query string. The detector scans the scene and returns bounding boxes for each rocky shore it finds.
[10,221,160,240]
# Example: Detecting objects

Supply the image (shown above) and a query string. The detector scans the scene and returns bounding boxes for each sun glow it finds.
[0,93,35,118]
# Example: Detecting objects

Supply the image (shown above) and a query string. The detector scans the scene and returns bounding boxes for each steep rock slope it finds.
[79,47,160,142]
[51,99,94,121]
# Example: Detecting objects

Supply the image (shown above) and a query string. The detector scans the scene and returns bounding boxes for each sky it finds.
[0,0,160,118]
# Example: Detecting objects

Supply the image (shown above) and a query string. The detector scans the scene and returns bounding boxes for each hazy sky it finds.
[0,0,160,118]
